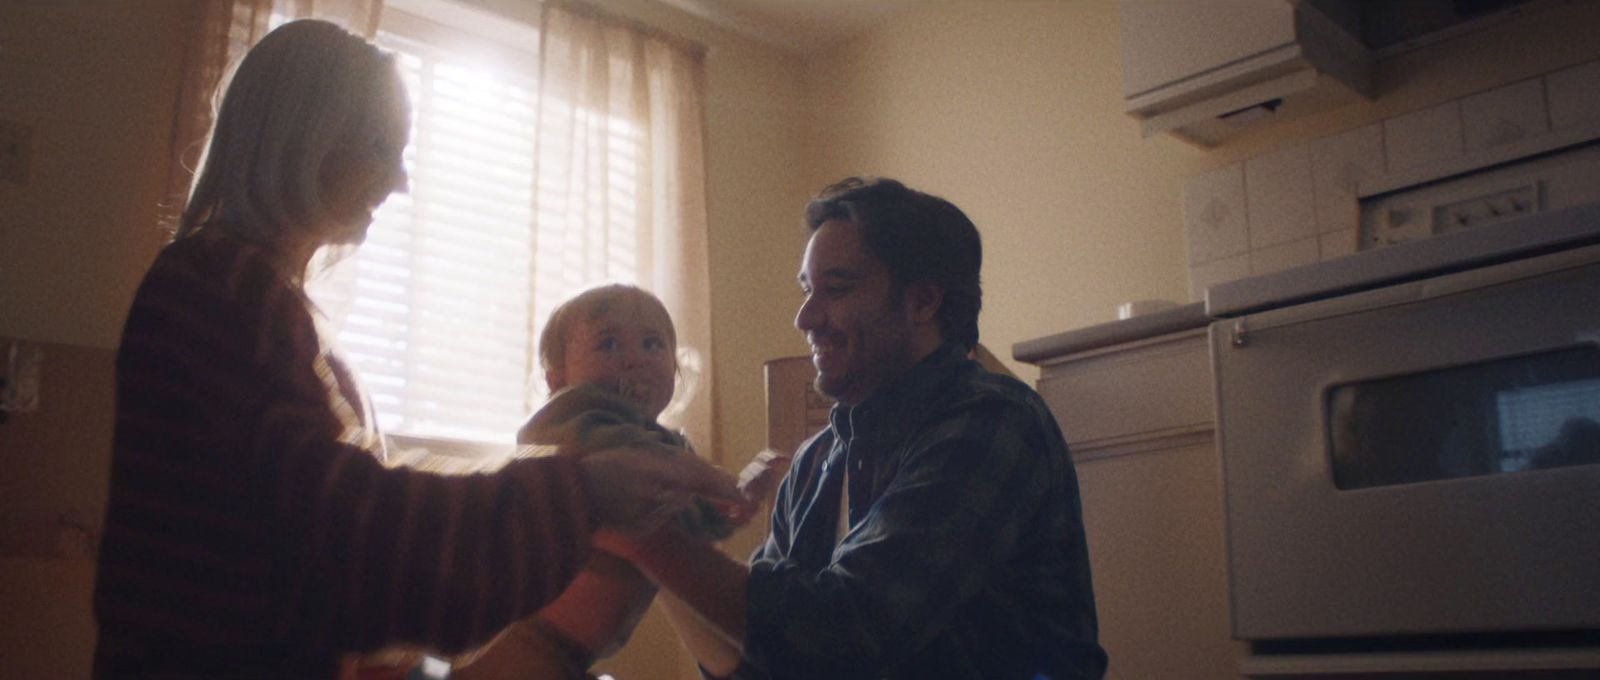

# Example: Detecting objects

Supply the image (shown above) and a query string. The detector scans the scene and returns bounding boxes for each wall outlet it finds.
[0,119,34,185]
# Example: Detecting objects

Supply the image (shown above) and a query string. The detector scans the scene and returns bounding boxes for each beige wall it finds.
[0,3,187,348]
[803,1,1205,382]
[0,3,193,678]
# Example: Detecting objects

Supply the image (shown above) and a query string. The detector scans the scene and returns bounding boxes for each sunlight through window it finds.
[306,5,642,445]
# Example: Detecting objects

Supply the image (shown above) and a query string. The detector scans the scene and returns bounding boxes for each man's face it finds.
[795,218,915,406]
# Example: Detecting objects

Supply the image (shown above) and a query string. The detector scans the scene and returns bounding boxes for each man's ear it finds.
[903,281,943,325]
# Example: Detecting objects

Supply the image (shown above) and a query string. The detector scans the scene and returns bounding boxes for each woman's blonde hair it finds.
[178,19,403,245]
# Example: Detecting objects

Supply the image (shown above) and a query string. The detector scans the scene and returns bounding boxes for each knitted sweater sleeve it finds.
[98,236,595,671]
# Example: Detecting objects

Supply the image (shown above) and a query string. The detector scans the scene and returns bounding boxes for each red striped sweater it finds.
[94,232,595,679]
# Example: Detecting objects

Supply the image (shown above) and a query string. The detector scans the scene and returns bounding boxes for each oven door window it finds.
[1327,344,1600,490]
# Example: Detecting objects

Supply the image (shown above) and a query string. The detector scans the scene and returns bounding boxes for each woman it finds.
[93,19,739,679]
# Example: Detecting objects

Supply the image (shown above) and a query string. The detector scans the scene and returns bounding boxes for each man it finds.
[598,177,1107,679]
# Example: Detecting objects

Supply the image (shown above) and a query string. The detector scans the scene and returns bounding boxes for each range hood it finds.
[1120,0,1374,147]
[1120,0,1560,147]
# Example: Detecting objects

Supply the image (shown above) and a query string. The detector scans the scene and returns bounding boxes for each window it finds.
[305,3,643,446]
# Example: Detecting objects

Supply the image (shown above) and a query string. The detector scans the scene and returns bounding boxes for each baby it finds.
[453,283,729,680]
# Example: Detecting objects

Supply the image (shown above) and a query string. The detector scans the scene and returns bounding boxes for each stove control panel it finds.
[1361,141,1600,250]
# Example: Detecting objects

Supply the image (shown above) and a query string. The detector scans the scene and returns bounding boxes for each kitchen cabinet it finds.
[1016,317,1243,680]
[1018,275,1600,677]
[1119,0,1371,147]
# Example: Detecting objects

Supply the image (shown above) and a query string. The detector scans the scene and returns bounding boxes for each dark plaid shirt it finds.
[736,343,1108,680]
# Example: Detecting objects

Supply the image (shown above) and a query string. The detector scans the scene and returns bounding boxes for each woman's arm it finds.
[658,590,743,678]
[533,551,657,660]
[593,526,751,672]
[99,240,599,662]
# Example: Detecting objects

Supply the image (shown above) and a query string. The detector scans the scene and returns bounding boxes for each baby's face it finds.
[557,297,677,418]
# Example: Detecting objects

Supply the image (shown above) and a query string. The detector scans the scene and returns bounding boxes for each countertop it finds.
[1014,201,1600,365]
[1012,301,1210,364]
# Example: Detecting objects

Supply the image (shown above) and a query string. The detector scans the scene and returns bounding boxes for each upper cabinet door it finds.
[1119,0,1373,147]
[1120,0,1298,100]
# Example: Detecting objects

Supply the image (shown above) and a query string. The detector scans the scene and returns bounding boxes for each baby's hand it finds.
[725,449,791,527]
[578,445,742,534]
[738,448,792,502]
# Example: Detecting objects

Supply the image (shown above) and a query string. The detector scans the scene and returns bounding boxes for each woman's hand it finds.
[577,446,743,534]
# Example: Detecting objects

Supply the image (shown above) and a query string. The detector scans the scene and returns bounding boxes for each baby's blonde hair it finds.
[538,284,678,387]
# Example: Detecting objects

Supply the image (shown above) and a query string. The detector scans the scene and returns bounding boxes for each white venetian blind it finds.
[307,5,639,446]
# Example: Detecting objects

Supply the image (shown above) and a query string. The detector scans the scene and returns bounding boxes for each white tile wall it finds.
[1183,58,1600,303]
[1310,123,1384,235]
[1547,59,1600,130]
[1319,228,1358,260]
[1249,236,1319,275]
[1245,146,1316,249]
[1188,253,1249,302]
[1184,162,1248,265]
[1461,78,1548,153]
[1384,101,1464,174]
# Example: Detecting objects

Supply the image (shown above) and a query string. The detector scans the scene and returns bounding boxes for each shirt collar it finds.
[829,341,969,444]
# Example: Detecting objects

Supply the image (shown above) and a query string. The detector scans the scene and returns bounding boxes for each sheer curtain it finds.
[532,2,715,458]
[168,0,716,459]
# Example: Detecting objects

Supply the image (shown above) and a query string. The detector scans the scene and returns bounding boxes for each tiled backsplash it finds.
[1185,58,1600,301]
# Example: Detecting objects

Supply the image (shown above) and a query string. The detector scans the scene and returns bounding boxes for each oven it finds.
[1207,200,1600,671]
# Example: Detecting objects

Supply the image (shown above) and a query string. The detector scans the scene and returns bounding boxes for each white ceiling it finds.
[655,0,950,54]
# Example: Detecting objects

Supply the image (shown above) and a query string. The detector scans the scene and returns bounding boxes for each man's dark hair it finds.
[804,176,983,351]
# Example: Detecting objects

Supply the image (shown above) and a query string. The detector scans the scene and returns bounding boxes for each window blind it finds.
[306,3,653,447]
[309,14,545,445]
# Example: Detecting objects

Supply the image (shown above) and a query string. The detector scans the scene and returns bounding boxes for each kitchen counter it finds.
[1012,301,1209,363]
[1009,304,1235,680]
[1014,200,1600,368]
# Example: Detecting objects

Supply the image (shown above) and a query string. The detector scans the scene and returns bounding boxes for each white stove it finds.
[1206,164,1600,673]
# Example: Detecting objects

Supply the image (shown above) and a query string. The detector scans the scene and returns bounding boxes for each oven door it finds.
[1212,243,1600,643]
